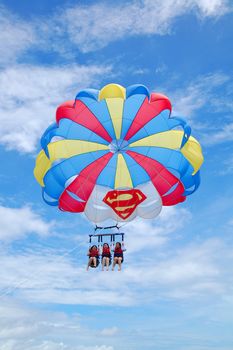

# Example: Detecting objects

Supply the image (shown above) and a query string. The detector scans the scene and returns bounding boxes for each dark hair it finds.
[115,242,121,248]
[103,243,110,248]
[90,245,98,250]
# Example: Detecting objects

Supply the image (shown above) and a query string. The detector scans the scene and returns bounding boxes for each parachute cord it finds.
[116,221,129,230]
[0,244,80,300]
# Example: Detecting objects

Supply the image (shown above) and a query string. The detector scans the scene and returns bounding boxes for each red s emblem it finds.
[103,189,146,219]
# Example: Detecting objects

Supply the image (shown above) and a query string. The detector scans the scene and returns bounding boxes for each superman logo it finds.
[103,189,147,219]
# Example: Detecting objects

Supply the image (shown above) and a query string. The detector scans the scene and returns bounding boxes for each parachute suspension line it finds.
[121,233,125,250]
[91,225,125,251]
[110,234,113,250]
[112,235,115,250]
[100,235,103,254]
[94,164,98,227]
[89,234,92,248]
[97,235,103,254]
[116,220,130,232]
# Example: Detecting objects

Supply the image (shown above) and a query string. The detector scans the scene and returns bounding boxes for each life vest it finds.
[89,249,99,257]
[114,247,123,255]
[102,247,111,256]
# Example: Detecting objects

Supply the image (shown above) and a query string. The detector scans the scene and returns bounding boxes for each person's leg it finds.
[118,257,122,271]
[86,257,92,271]
[93,257,97,267]
[112,257,117,270]
[102,257,106,271]
[106,257,110,271]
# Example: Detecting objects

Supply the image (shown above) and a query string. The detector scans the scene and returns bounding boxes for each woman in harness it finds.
[87,245,99,270]
[101,243,111,271]
[112,242,124,271]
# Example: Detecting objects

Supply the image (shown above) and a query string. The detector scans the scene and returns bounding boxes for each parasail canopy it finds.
[34,83,204,223]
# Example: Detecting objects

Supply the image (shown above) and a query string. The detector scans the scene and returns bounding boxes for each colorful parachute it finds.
[34,84,204,223]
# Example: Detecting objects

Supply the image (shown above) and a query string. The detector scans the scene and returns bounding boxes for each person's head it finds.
[103,243,109,249]
[115,242,121,249]
[90,245,97,251]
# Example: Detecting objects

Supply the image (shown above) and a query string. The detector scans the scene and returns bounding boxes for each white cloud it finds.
[201,123,233,146]
[0,341,114,350]
[0,205,54,241]
[150,239,224,298]
[0,4,231,154]
[0,63,112,153]
[59,0,231,53]
[0,300,115,350]
[100,327,119,337]
[125,206,191,254]
[1,67,231,153]
[0,6,35,66]
[159,72,233,147]
[0,207,219,305]
[195,0,231,15]
[0,227,231,306]
[0,296,233,350]
[0,215,232,348]
[0,301,78,345]
[167,72,231,117]
[0,1,231,64]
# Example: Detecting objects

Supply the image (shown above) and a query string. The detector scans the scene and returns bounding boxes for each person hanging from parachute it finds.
[101,243,111,271]
[33,83,204,271]
[87,245,99,270]
[112,242,125,271]
[88,229,125,271]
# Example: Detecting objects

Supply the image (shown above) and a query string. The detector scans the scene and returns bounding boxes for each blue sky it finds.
[0,1,233,349]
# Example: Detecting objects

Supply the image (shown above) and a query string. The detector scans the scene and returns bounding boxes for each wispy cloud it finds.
[0,6,36,67]
[201,123,233,146]
[0,205,54,241]
[158,72,233,147]
[165,72,231,117]
[125,206,191,254]
[0,3,232,154]
[220,155,233,175]
[55,0,231,53]
[0,1,231,65]
[0,64,112,153]
[0,228,231,306]
[100,327,119,337]
[0,300,114,350]
[0,206,232,348]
